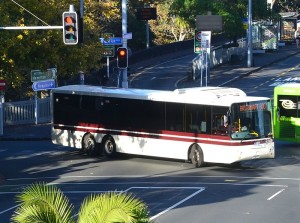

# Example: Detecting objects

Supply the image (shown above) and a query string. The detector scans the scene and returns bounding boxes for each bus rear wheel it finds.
[189,145,204,168]
[82,134,98,156]
[102,136,117,158]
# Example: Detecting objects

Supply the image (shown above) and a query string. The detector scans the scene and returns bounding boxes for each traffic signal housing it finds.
[62,11,78,45]
[117,47,128,68]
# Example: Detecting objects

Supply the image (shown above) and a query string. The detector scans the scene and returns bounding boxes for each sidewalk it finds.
[177,44,300,88]
[1,44,299,141]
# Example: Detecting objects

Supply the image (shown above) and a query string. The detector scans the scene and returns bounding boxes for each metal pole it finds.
[146,21,149,48]
[247,0,253,67]
[200,51,203,87]
[106,57,110,79]
[121,0,128,88]
[0,96,3,136]
[205,50,208,87]
[35,92,38,125]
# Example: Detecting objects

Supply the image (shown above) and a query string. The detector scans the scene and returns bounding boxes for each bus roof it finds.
[274,83,300,89]
[52,85,270,106]
[274,83,300,94]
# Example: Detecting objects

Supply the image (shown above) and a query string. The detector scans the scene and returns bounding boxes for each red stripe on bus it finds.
[53,124,266,146]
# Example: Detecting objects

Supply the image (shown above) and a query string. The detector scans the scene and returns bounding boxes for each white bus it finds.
[51,85,275,167]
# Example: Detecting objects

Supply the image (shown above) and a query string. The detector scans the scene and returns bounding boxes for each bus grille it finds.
[279,121,295,138]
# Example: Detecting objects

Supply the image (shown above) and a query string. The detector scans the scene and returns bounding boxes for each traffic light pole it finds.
[247,0,253,67]
[121,0,128,88]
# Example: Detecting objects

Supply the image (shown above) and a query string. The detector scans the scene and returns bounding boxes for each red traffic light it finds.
[64,16,75,24]
[117,47,128,68]
[62,12,78,45]
[118,49,126,57]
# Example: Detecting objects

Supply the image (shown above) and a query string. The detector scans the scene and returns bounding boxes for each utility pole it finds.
[121,0,128,88]
[247,0,253,67]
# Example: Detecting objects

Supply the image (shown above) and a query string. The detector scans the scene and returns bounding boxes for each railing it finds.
[191,39,247,80]
[1,97,51,126]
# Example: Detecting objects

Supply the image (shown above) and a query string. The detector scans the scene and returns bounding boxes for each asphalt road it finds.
[226,51,300,98]
[1,48,300,223]
[1,139,300,222]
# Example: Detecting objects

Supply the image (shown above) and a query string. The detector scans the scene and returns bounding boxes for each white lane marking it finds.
[123,186,205,221]
[267,189,285,201]
[0,205,20,215]
[4,175,300,181]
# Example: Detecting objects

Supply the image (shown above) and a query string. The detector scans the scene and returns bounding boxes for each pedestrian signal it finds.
[63,12,78,45]
[117,47,128,68]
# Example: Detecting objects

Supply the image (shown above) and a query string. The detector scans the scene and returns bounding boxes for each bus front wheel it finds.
[82,133,98,156]
[102,136,117,158]
[189,145,204,168]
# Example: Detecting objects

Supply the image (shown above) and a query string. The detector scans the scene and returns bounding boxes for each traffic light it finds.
[117,47,128,68]
[62,11,78,45]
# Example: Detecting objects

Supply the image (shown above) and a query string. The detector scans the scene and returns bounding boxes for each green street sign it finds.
[102,33,114,41]
[102,46,115,57]
[31,68,57,82]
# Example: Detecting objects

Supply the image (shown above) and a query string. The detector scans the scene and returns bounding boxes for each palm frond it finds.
[11,182,75,223]
[78,191,149,223]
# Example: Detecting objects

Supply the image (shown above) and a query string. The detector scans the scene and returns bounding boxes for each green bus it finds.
[274,83,300,142]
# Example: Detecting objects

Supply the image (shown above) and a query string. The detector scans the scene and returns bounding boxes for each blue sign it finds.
[32,79,55,91]
[99,37,123,45]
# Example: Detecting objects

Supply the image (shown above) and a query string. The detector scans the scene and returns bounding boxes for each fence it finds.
[0,97,51,126]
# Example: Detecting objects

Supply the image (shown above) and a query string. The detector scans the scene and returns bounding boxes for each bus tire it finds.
[102,136,117,158]
[82,133,98,156]
[189,145,204,168]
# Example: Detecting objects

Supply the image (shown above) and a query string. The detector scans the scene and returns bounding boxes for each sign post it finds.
[0,79,6,135]
[31,69,56,124]
[194,31,211,86]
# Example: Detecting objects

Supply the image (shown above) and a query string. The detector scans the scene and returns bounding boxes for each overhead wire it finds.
[9,0,50,26]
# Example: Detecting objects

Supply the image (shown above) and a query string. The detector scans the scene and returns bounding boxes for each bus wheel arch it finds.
[188,144,204,168]
[102,135,117,158]
[82,133,98,156]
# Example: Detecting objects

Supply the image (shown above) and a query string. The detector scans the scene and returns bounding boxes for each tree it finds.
[149,0,193,44]
[272,0,300,12]
[0,0,117,101]
[11,182,154,223]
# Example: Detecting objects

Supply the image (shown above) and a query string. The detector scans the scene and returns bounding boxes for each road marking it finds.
[4,174,300,182]
[123,186,205,220]
[267,188,285,200]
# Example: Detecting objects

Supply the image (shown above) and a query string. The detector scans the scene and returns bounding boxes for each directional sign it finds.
[32,79,55,91]
[99,37,123,45]
[31,68,57,82]
[102,46,115,57]
[0,79,6,91]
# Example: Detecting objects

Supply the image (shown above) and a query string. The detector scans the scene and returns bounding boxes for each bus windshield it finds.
[230,100,272,140]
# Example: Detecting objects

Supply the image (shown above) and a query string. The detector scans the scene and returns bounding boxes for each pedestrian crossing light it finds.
[63,11,78,45]
[117,47,128,68]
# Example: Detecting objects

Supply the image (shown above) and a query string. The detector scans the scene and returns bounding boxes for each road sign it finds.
[123,32,132,39]
[194,31,203,53]
[99,37,123,45]
[31,68,57,82]
[201,31,211,48]
[102,46,115,57]
[0,79,6,91]
[102,33,114,41]
[196,15,222,31]
[32,79,55,91]
[135,8,157,20]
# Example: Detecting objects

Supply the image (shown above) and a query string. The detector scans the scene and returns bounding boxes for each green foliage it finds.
[11,182,154,223]
[0,0,284,100]
[11,182,75,223]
